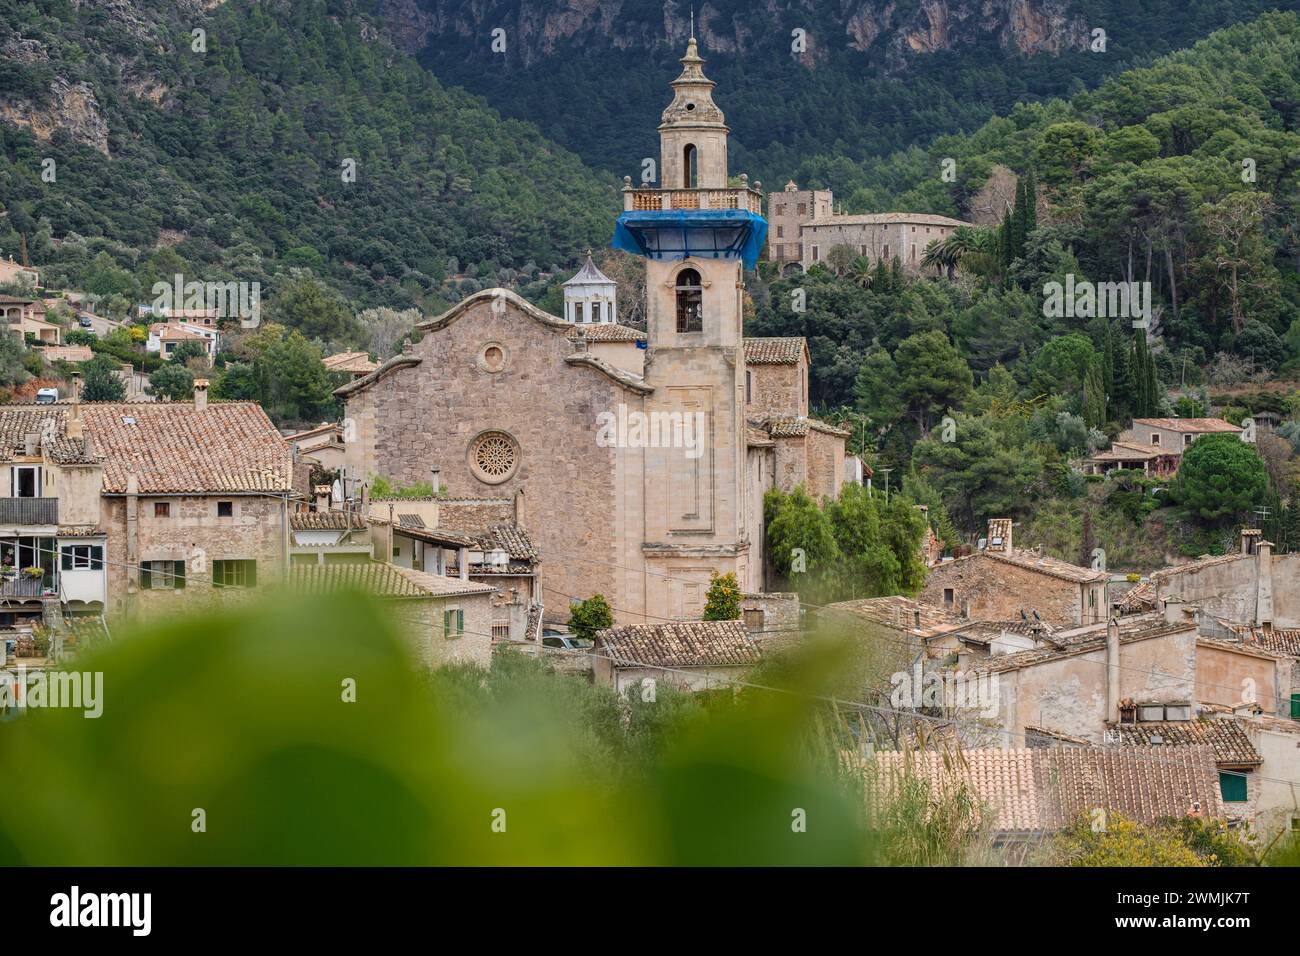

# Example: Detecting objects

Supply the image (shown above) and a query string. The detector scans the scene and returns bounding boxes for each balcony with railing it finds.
[622,176,764,215]
[0,577,45,599]
[0,497,58,526]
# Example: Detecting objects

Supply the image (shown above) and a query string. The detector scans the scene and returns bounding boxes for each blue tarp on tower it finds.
[612,209,768,271]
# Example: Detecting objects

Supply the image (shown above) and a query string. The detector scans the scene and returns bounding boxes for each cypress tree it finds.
[1084,355,1107,429]
[1024,167,1039,234]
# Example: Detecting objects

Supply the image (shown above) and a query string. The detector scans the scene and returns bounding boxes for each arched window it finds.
[683,144,697,188]
[675,269,703,333]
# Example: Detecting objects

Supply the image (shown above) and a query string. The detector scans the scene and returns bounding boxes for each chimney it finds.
[193,378,209,410]
[986,518,1012,553]
[429,466,441,495]
[23,433,38,457]
[1241,528,1262,555]
[514,487,525,527]
[66,371,83,439]
[1106,616,1121,723]
[1255,540,1274,627]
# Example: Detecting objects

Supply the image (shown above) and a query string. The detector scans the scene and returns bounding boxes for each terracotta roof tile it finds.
[596,620,761,669]
[565,323,646,343]
[1225,623,1300,658]
[0,407,99,464]
[80,402,293,494]
[1131,418,1243,433]
[865,746,1223,831]
[763,416,851,439]
[322,351,380,374]
[743,337,805,365]
[289,562,496,599]
[1104,718,1262,767]
[290,510,366,531]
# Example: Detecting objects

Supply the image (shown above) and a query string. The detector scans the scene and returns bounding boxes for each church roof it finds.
[337,289,655,399]
[744,337,806,365]
[566,323,645,343]
[562,253,615,287]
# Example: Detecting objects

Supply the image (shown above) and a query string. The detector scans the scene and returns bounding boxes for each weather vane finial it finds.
[690,5,695,40]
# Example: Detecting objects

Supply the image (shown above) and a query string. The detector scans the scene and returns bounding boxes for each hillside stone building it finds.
[765,181,971,275]
[337,36,854,623]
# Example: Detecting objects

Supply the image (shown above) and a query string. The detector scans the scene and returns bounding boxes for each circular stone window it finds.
[469,430,520,484]
[477,341,509,373]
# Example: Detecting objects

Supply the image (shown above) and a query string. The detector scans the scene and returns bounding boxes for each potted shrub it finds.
[22,566,44,580]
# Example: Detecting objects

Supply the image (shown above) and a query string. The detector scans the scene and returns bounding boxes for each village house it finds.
[1119,417,1244,456]
[288,561,498,669]
[592,619,761,695]
[0,256,40,289]
[1150,530,1298,628]
[0,294,60,344]
[322,351,379,378]
[335,38,853,622]
[918,519,1108,627]
[77,383,296,619]
[0,405,107,637]
[366,490,542,643]
[285,422,347,473]
[1083,439,1180,477]
[146,320,218,360]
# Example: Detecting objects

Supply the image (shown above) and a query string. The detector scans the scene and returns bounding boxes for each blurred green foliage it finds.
[0,589,874,865]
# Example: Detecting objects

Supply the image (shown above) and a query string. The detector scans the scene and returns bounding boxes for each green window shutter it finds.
[91,545,104,568]
[456,609,464,635]
[140,563,152,591]
[60,548,72,571]
[247,561,257,587]
[174,561,187,590]
[1219,771,1248,803]
[443,609,452,638]
[1291,693,1300,721]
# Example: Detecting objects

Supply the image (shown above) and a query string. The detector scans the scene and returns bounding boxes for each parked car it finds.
[78,314,93,328]
[541,628,593,651]
[35,387,58,404]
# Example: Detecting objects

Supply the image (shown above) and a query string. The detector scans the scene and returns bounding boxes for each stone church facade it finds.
[337,37,853,624]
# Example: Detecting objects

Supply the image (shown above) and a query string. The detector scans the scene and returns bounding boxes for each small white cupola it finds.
[562,251,617,325]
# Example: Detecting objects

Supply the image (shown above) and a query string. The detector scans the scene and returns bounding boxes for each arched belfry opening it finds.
[675,268,703,332]
[683,144,697,188]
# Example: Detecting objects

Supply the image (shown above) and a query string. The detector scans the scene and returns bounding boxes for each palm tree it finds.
[923,227,1001,280]
[848,256,875,289]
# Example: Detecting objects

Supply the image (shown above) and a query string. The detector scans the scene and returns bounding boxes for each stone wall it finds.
[100,493,287,621]
[746,362,805,418]
[1196,642,1285,715]
[805,426,843,503]
[342,297,629,620]
[919,554,1083,626]
[397,593,495,670]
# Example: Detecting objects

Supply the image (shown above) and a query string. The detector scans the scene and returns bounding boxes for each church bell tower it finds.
[610,31,768,617]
